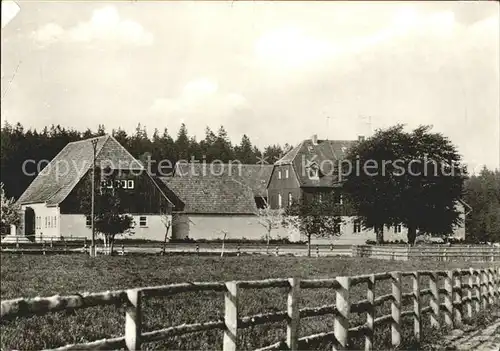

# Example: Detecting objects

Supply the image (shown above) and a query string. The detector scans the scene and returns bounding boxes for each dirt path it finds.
[439,318,500,350]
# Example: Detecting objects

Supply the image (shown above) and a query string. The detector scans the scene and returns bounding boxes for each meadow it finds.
[0,254,496,350]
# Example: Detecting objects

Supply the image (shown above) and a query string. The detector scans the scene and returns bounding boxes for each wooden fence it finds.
[1,238,500,261]
[1,266,499,351]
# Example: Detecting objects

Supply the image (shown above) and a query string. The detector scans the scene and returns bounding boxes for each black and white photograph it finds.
[1,0,499,350]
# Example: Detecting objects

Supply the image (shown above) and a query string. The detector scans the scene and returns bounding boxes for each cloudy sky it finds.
[1,1,499,171]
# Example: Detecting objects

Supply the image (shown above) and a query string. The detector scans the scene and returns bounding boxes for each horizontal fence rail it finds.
[1,266,499,351]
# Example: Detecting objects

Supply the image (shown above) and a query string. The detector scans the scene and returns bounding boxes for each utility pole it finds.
[90,138,98,257]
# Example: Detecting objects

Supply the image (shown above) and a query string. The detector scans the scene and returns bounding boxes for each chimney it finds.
[358,135,365,142]
[311,134,318,145]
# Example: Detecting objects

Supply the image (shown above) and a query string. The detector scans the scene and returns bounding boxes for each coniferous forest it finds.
[1,121,291,199]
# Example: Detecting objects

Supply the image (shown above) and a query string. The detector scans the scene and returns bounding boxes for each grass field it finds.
[0,254,496,350]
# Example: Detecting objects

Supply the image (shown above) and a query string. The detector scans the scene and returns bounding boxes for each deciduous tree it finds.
[341,125,466,245]
[283,193,342,256]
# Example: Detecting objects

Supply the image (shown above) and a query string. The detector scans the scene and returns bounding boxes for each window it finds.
[121,180,128,189]
[353,220,362,233]
[334,223,341,234]
[308,163,319,179]
[86,216,91,227]
[278,170,282,179]
[394,225,402,233]
[278,193,282,208]
[285,169,289,178]
[288,193,293,207]
[54,216,57,228]
[45,217,48,228]
[139,216,147,227]
[127,180,134,189]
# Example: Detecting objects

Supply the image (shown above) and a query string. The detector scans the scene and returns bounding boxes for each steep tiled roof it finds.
[159,176,257,215]
[17,135,144,205]
[173,163,273,197]
[275,138,358,187]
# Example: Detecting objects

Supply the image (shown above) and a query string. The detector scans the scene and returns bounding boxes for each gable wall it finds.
[60,170,171,215]
[267,164,301,209]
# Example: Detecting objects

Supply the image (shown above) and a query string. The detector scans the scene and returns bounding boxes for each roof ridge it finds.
[275,140,304,165]
[94,135,110,158]
[67,135,109,146]
[108,134,144,170]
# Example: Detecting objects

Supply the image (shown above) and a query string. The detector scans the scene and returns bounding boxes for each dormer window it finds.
[285,169,289,178]
[278,170,282,179]
[307,162,319,180]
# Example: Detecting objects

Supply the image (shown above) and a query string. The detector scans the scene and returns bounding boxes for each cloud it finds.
[32,6,153,46]
[253,6,458,71]
[149,78,250,135]
[150,78,248,116]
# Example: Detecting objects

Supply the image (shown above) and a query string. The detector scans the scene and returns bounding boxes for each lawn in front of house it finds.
[0,254,495,350]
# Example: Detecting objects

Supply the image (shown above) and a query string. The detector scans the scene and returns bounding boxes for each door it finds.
[24,207,35,236]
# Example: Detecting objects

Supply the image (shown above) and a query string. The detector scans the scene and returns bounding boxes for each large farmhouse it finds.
[16,135,175,242]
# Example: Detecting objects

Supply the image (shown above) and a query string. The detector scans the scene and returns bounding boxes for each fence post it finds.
[481,269,488,309]
[496,267,500,301]
[391,272,402,347]
[125,289,142,350]
[286,277,300,351]
[276,245,279,256]
[488,268,495,304]
[224,281,238,351]
[316,246,319,257]
[413,271,421,343]
[196,244,199,255]
[16,236,19,248]
[50,236,53,248]
[333,276,350,351]
[429,272,440,328]
[467,269,473,319]
[237,245,241,257]
[444,271,454,328]
[365,274,375,351]
[453,269,462,327]
[473,269,481,313]
[497,267,500,298]
[121,243,125,256]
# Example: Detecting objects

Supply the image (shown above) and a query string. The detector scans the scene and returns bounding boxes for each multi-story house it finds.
[267,134,468,244]
[267,134,359,209]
